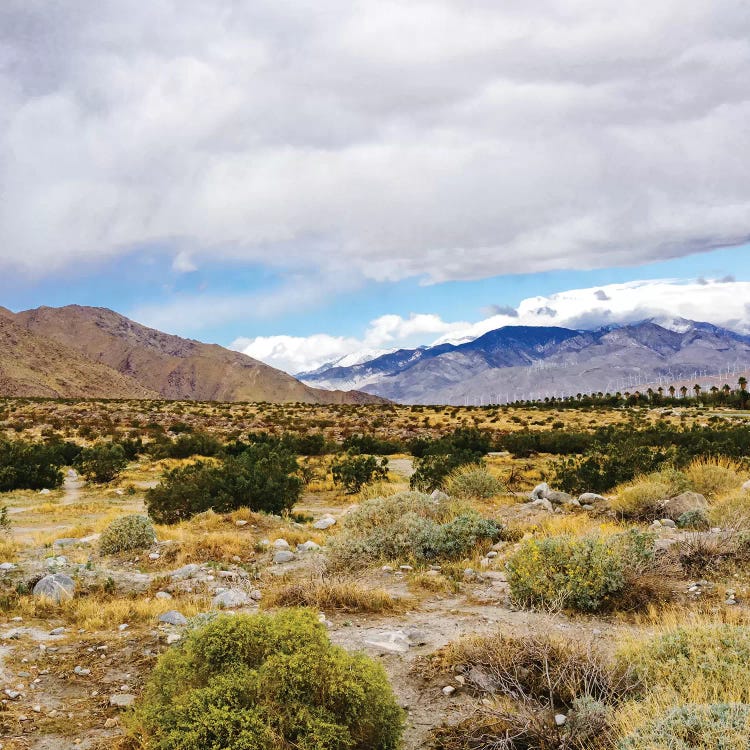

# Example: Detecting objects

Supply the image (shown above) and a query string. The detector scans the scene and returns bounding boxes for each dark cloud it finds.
[535,306,558,317]
[1,1,749,282]
[595,290,611,301]
[482,304,519,317]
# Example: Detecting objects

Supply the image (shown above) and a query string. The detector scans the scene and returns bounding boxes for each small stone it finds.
[235,520,248,527]
[4,689,21,700]
[155,591,172,600]
[212,589,251,609]
[158,610,188,626]
[118,623,129,632]
[555,714,567,727]
[381,565,394,573]
[250,589,262,601]
[272,539,290,550]
[442,685,456,696]
[49,627,66,636]
[274,550,295,564]
[0,562,17,571]
[166,633,182,645]
[399,565,413,572]
[109,693,136,709]
[660,518,677,528]
[73,666,91,676]
[104,717,119,728]
[530,482,550,500]
[364,631,412,654]
[455,675,465,686]
[170,563,201,580]
[32,704,41,713]
[313,515,337,530]
[148,553,160,560]
[486,551,498,559]
[297,540,321,552]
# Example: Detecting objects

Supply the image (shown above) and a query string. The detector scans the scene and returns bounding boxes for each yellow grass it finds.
[263,576,405,613]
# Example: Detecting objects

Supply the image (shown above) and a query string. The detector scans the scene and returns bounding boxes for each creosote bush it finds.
[75,441,129,483]
[327,491,504,569]
[445,464,504,500]
[146,443,302,523]
[130,609,404,750]
[506,530,660,612]
[99,514,156,555]
[331,451,389,494]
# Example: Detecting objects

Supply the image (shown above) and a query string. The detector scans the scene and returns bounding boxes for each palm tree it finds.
[668,385,676,399]
[693,384,702,401]
[740,376,748,392]
[680,385,688,399]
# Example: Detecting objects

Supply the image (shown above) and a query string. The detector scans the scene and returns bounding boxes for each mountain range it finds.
[0,305,381,404]
[298,319,750,404]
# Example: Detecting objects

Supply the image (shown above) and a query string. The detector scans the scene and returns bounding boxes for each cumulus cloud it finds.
[236,277,750,373]
[1,1,749,283]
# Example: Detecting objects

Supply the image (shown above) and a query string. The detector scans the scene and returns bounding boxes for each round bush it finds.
[619,703,750,749]
[446,464,504,499]
[99,514,156,555]
[676,509,710,530]
[131,609,404,750]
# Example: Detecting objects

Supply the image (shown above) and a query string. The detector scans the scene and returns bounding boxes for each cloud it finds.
[482,304,518,317]
[234,277,750,373]
[1,2,749,283]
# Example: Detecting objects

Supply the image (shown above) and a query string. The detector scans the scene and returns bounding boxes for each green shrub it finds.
[506,531,656,613]
[75,442,128,483]
[611,468,690,519]
[149,432,223,459]
[328,491,503,569]
[445,464,503,499]
[146,444,302,523]
[410,428,490,492]
[0,438,66,491]
[130,609,404,750]
[99,514,156,555]
[332,452,389,494]
[676,509,710,530]
[619,703,750,750]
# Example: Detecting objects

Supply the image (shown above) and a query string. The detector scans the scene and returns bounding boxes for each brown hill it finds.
[9,305,381,404]
[0,314,158,399]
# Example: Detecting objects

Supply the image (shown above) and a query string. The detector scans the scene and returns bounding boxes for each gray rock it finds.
[33,573,76,603]
[250,589,262,601]
[743,480,750,493]
[158,610,188,626]
[430,490,450,502]
[109,693,136,708]
[297,541,321,552]
[274,551,295,564]
[578,493,606,504]
[0,562,17,571]
[660,518,677,528]
[53,538,79,548]
[212,589,251,609]
[555,714,567,727]
[49,627,66,635]
[660,492,708,520]
[364,630,411,654]
[530,498,554,512]
[530,482,550,500]
[403,627,429,646]
[170,564,201,580]
[313,515,337,530]
[547,490,573,505]
[73,666,91,676]
[155,591,173,600]
[4,688,21,700]
[272,539,290,550]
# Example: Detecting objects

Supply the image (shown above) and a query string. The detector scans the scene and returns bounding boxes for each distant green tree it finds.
[332,452,389,493]
[76,442,128,483]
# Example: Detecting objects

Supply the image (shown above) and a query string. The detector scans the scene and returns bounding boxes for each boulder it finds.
[274,550,295,564]
[529,498,554,512]
[530,483,550,500]
[169,563,202,580]
[659,492,708,520]
[212,589,251,609]
[272,539,290,550]
[313,515,337,530]
[546,490,574,505]
[297,541,321,552]
[578,493,606,505]
[158,610,188,626]
[33,573,76,603]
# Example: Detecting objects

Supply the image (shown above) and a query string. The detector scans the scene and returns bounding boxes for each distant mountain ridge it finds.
[298,320,750,404]
[0,305,382,404]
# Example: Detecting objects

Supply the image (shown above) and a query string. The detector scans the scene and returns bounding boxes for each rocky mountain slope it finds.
[299,320,750,404]
[2,305,381,403]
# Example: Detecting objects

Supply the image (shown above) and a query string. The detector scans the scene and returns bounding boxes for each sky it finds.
[1,1,749,374]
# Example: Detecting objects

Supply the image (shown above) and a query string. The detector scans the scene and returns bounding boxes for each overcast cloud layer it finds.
[1,1,749,284]
[233,277,750,373]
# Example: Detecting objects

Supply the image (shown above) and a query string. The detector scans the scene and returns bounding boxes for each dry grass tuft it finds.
[263,576,405,613]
